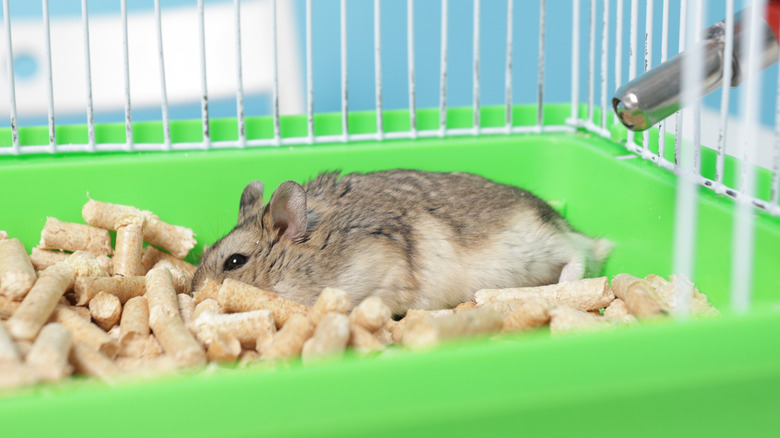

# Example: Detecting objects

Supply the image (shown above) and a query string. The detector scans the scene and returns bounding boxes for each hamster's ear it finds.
[238,181,265,224]
[268,181,307,242]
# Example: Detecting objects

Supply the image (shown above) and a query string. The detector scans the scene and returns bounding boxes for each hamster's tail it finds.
[586,237,614,277]
[568,232,614,278]
[592,238,614,263]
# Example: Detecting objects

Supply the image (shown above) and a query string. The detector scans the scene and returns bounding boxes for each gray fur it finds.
[192,170,611,315]
[238,181,264,224]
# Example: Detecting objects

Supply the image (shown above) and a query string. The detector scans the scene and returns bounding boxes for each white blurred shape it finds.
[0,0,303,119]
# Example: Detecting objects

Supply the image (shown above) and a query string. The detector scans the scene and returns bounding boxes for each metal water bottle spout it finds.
[613,3,780,132]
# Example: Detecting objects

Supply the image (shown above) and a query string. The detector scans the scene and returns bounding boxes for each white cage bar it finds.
[672,0,705,318]
[600,0,609,132]
[570,0,580,123]
[306,0,315,143]
[3,0,19,154]
[473,0,480,134]
[155,0,171,151]
[715,0,736,187]
[774,43,780,205]
[641,0,653,159]
[505,0,513,131]
[120,0,133,151]
[615,0,623,93]
[340,0,348,142]
[586,0,595,127]
[673,0,687,165]
[41,0,55,153]
[80,0,96,153]
[375,0,384,140]
[235,0,246,148]
[537,0,545,129]
[658,0,669,165]
[271,0,281,144]
[198,0,210,149]
[731,0,768,314]
[408,0,417,137]
[626,0,638,152]
[439,0,448,137]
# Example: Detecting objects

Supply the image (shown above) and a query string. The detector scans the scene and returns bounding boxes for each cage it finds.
[0,0,779,436]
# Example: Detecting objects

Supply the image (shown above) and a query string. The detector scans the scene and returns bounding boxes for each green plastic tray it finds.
[1,104,779,437]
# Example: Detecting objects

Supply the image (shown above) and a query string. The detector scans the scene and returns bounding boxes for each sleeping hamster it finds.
[192,170,611,316]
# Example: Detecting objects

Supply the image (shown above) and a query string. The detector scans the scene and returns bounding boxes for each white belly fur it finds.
[406,210,584,311]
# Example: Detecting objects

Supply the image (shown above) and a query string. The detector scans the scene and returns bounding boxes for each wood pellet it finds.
[0,200,720,391]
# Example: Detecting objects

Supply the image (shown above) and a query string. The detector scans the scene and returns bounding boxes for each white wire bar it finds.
[673,0,687,165]
[234,0,246,148]
[570,0,580,122]
[198,0,211,149]
[672,0,704,318]
[615,0,623,97]
[505,0,513,131]
[657,0,669,162]
[120,0,133,151]
[693,102,702,176]
[408,0,417,137]
[375,0,384,139]
[2,0,19,154]
[271,0,281,144]
[692,53,703,174]
[155,0,171,151]
[716,0,735,187]
[628,0,638,80]
[42,0,56,153]
[774,43,780,205]
[641,0,653,158]
[81,0,95,152]
[600,0,609,131]
[586,0,595,125]
[439,0,448,136]
[626,0,638,150]
[306,0,314,142]
[537,0,545,128]
[731,0,766,314]
[341,0,348,141]
[473,0,480,134]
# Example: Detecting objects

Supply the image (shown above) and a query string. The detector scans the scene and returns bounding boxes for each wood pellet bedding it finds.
[0,200,718,391]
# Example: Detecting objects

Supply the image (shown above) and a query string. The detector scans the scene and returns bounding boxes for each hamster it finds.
[192,170,612,316]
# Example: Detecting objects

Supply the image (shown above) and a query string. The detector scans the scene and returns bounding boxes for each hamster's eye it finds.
[223,254,248,271]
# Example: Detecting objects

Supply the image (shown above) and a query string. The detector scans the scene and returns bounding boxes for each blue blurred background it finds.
[0,0,775,133]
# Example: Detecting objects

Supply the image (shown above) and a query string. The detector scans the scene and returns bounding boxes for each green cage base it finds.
[1,104,779,436]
